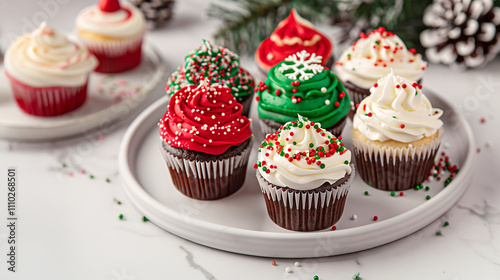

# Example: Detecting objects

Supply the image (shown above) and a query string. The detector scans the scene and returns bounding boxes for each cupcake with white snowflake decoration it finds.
[255,115,354,231]
[352,70,443,191]
[255,50,350,137]
[334,27,428,109]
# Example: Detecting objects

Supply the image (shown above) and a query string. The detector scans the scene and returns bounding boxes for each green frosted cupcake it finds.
[255,50,350,137]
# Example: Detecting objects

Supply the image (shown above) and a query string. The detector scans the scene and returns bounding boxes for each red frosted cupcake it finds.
[255,9,333,75]
[76,0,146,73]
[4,22,98,117]
[159,80,253,200]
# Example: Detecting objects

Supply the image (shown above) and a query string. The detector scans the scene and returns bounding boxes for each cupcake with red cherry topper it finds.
[334,27,428,109]
[255,50,350,137]
[76,0,146,73]
[352,70,443,191]
[4,22,98,117]
[255,9,333,76]
[165,40,255,116]
[159,80,253,200]
[255,115,354,231]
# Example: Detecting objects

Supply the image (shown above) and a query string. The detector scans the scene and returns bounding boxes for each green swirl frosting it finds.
[165,40,254,98]
[256,50,350,128]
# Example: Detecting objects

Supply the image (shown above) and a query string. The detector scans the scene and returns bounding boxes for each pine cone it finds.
[129,0,175,29]
[420,0,500,70]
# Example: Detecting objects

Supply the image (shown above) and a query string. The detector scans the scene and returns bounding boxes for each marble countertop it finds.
[1,0,499,279]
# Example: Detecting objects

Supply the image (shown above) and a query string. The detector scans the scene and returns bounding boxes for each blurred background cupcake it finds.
[165,40,255,116]
[255,9,333,77]
[334,27,427,110]
[76,0,146,73]
[255,115,354,231]
[159,80,252,200]
[255,50,350,137]
[4,22,97,117]
[352,70,443,191]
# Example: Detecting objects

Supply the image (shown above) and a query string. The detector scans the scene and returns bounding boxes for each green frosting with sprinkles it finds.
[165,40,254,98]
[256,50,350,128]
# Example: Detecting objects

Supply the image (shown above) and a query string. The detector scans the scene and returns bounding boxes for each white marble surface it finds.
[1,0,500,279]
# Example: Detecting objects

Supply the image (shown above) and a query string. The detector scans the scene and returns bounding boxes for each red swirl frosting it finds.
[255,9,332,71]
[159,81,252,155]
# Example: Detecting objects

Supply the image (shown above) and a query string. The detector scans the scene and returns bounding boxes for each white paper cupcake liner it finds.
[78,33,144,57]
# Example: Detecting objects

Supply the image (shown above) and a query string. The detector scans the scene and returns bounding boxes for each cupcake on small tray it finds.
[255,115,354,231]
[334,27,427,109]
[76,0,146,73]
[255,50,350,137]
[255,9,333,77]
[165,40,255,116]
[352,70,443,191]
[159,80,252,200]
[4,22,97,117]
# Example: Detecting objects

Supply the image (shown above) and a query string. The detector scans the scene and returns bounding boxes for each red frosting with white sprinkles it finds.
[159,81,252,155]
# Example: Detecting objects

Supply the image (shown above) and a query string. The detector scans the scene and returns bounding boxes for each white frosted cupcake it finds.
[334,27,428,108]
[76,0,146,73]
[255,115,354,231]
[352,70,443,191]
[4,22,97,116]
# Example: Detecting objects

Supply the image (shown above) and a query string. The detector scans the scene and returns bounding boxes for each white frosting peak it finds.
[4,22,97,87]
[257,115,352,190]
[353,71,443,143]
[335,28,428,89]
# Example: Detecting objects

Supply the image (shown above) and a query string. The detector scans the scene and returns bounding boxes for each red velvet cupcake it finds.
[4,22,97,117]
[255,9,333,76]
[159,80,253,200]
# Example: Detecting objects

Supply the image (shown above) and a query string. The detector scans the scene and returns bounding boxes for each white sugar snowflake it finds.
[278,50,324,80]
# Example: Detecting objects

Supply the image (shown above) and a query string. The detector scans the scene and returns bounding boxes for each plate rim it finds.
[118,89,476,258]
[0,42,167,140]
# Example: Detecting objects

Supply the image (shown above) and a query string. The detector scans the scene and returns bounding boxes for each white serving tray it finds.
[0,43,166,141]
[119,89,475,258]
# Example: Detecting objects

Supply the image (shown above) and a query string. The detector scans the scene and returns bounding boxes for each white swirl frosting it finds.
[76,3,145,38]
[4,22,98,87]
[335,28,428,89]
[257,115,352,190]
[353,70,443,143]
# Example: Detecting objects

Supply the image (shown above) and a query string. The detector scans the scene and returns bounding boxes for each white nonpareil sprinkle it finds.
[294,262,300,267]
[351,214,357,220]
[325,100,330,105]
[285,267,292,273]
[321,87,327,93]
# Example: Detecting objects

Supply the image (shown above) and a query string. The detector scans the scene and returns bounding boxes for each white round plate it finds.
[119,89,475,258]
[0,43,166,141]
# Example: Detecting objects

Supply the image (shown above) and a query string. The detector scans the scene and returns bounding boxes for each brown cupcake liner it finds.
[160,139,252,200]
[259,116,347,138]
[256,166,354,231]
[352,129,442,191]
[236,94,253,117]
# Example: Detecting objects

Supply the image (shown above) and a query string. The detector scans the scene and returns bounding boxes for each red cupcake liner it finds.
[5,71,88,117]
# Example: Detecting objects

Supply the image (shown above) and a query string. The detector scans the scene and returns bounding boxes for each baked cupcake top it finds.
[256,115,351,190]
[255,50,350,128]
[255,9,332,71]
[335,27,427,89]
[165,40,255,99]
[159,80,252,155]
[353,70,443,143]
[4,22,97,87]
[76,0,145,39]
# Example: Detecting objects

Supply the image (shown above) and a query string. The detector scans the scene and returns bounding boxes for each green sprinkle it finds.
[62,163,67,168]
[280,151,285,157]
[293,141,297,145]
[315,155,320,160]
[298,122,303,128]
[444,177,453,187]
[113,198,122,205]
[142,216,149,222]
[444,221,449,227]
[268,142,273,147]
[262,142,267,147]
[426,195,431,200]
[364,191,369,196]
[375,40,380,45]
[391,191,395,196]
[352,68,356,71]
[436,230,442,236]
[90,175,95,179]
[119,214,124,220]
[257,161,261,167]
[320,163,325,169]
[262,166,267,172]
[425,186,430,191]
[314,124,319,129]
[309,143,314,148]
[353,273,361,280]
[392,116,396,118]
[344,160,349,165]
[314,276,319,280]
[415,92,418,95]
[106,178,111,183]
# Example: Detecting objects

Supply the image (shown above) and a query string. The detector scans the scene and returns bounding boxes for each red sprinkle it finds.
[401,124,405,129]
[271,261,276,266]
[332,226,337,230]
[334,102,340,107]
[373,83,378,88]
[253,164,258,169]
[255,96,260,101]
[399,192,404,196]
[292,88,297,93]
[373,216,379,221]
[275,90,281,96]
